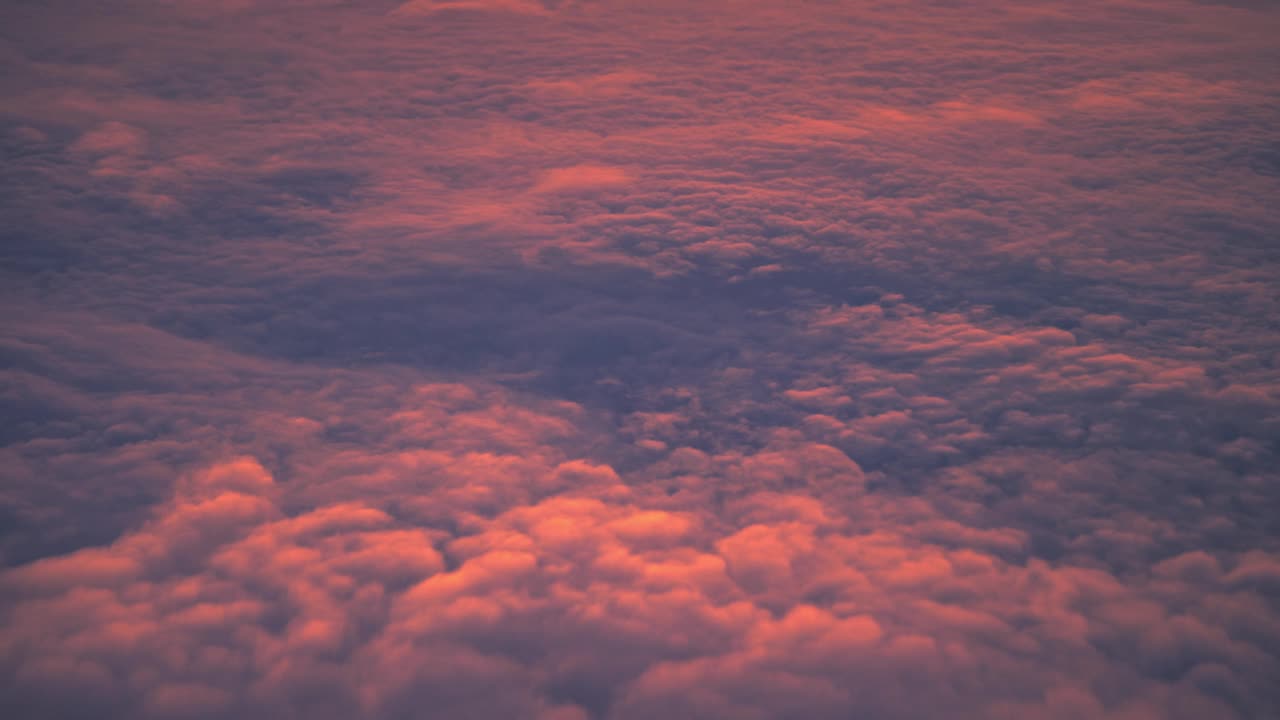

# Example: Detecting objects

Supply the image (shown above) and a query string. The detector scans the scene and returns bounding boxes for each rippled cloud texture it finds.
[3,0,1279,718]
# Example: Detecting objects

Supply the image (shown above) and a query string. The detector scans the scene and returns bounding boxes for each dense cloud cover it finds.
[2,0,1279,717]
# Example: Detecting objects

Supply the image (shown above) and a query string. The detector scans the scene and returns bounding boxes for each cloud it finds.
[2,0,1279,717]
[533,165,632,194]
[5,444,1277,718]
[70,122,147,155]
[394,0,554,16]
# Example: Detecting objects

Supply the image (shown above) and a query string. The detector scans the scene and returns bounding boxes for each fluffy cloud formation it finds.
[2,0,1278,718]
[5,442,1278,719]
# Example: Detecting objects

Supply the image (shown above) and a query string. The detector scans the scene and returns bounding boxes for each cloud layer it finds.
[2,0,1278,718]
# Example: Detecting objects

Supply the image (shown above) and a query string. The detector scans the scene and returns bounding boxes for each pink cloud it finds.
[2,0,1278,717]
[533,165,633,194]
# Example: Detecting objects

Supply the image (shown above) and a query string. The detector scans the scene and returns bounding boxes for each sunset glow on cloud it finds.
[2,1,1279,718]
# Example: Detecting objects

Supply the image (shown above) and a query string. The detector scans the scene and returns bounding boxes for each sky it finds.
[1,0,1279,718]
